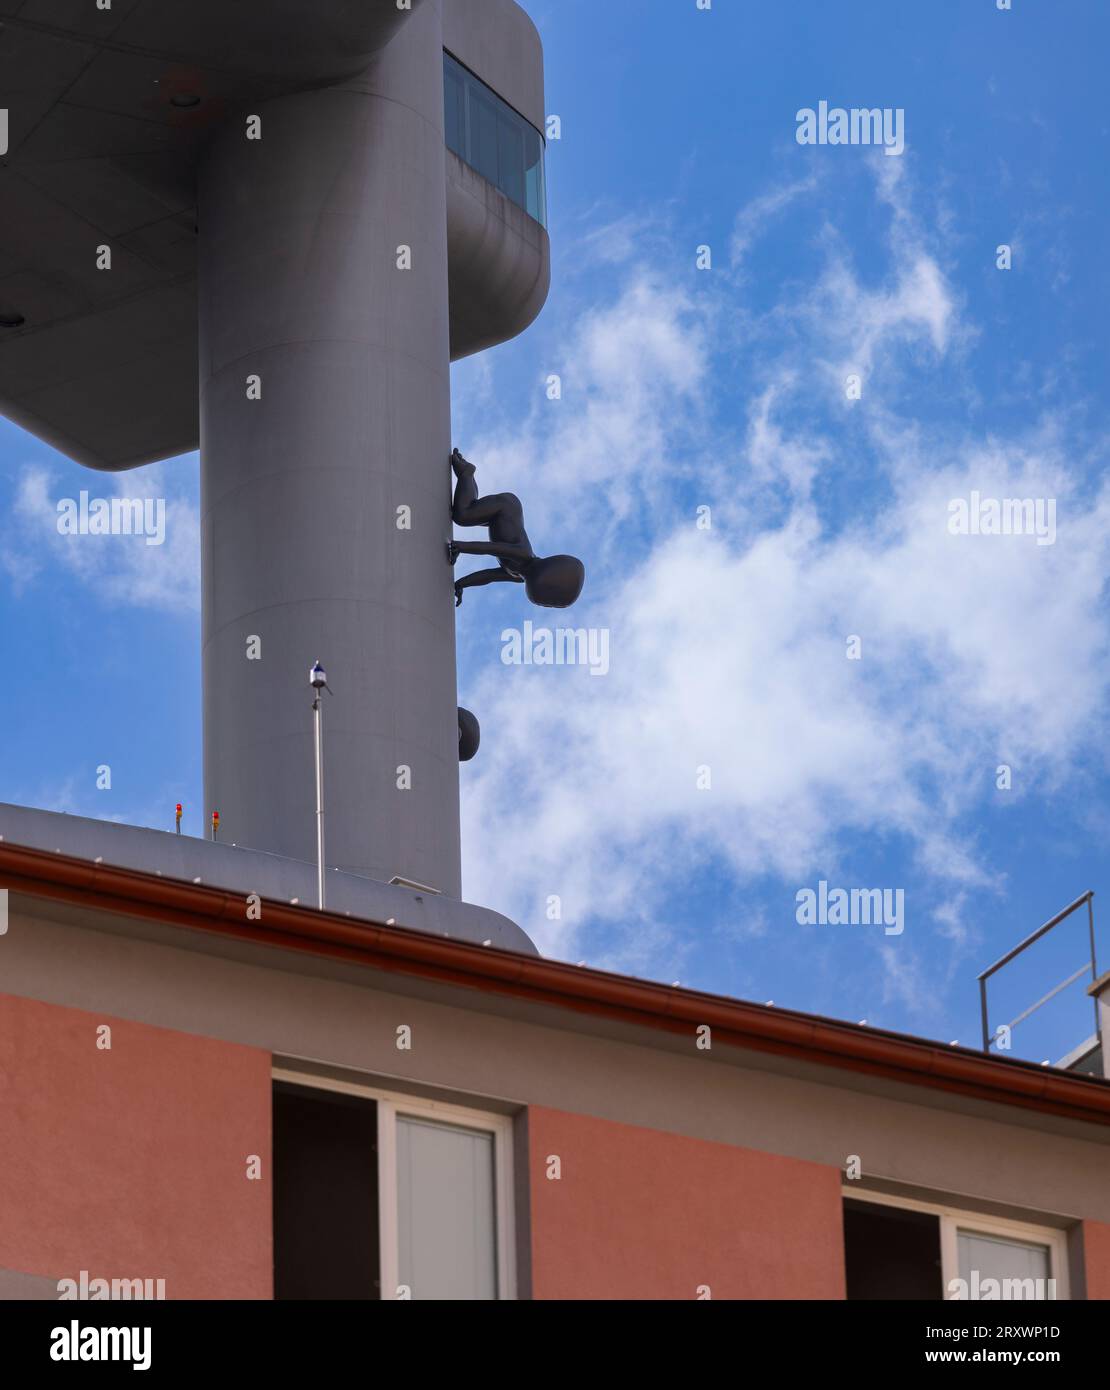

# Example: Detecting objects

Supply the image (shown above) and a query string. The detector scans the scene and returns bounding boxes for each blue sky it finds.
[3,0,1109,1065]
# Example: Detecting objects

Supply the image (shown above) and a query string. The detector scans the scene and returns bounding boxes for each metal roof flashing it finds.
[0,802,535,954]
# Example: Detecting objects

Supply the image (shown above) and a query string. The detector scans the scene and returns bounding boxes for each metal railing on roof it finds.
[978,891,1100,1057]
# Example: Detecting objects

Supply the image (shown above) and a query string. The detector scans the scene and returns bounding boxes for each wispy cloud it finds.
[729,172,819,270]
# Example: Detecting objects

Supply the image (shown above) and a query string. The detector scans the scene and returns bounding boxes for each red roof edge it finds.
[2,839,1109,1127]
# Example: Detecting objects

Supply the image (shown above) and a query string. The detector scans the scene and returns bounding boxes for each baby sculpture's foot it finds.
[450,448,475,478]
[447,540,460,565]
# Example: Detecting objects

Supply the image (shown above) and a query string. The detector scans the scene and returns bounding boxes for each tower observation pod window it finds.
[444,51,547,227]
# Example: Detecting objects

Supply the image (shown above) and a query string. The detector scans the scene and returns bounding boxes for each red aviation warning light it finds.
[175,803,183,835]
[211,810,220,841]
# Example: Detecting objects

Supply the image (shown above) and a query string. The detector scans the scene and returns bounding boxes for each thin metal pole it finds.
[1089,895,1100,1047]
[313,693,325,911]
[980,977,990,1052]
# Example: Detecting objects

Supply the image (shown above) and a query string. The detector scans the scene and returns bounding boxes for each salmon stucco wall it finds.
[1082,1221,1110,1299]
[527,1106,846,1300]
[0,993,272,1299]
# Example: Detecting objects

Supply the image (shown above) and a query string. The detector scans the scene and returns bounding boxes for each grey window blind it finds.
[396,1116,497,1299]
[957,1231,1050,1297]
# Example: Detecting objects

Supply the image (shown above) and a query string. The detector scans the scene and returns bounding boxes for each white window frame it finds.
[842,1186,1069,1299]
[273,1067,516,1300]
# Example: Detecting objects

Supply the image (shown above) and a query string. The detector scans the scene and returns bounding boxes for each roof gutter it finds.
[3,839,1109,1127]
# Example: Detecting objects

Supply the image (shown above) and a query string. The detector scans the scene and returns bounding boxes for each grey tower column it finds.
[199,2,460,892]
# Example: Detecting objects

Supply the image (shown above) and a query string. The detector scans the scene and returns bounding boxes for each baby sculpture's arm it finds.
[453,567,524,607]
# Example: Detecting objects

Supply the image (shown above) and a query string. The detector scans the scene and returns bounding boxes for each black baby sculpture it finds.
[448,448,585,609]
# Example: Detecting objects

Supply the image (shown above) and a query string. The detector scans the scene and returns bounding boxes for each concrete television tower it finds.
[0,1,549,906]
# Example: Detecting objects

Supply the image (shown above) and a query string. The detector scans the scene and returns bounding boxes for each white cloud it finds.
[453,269,712,562]
[6,460,199,613]
[810,246,958,389]
[455,167,1110,981]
